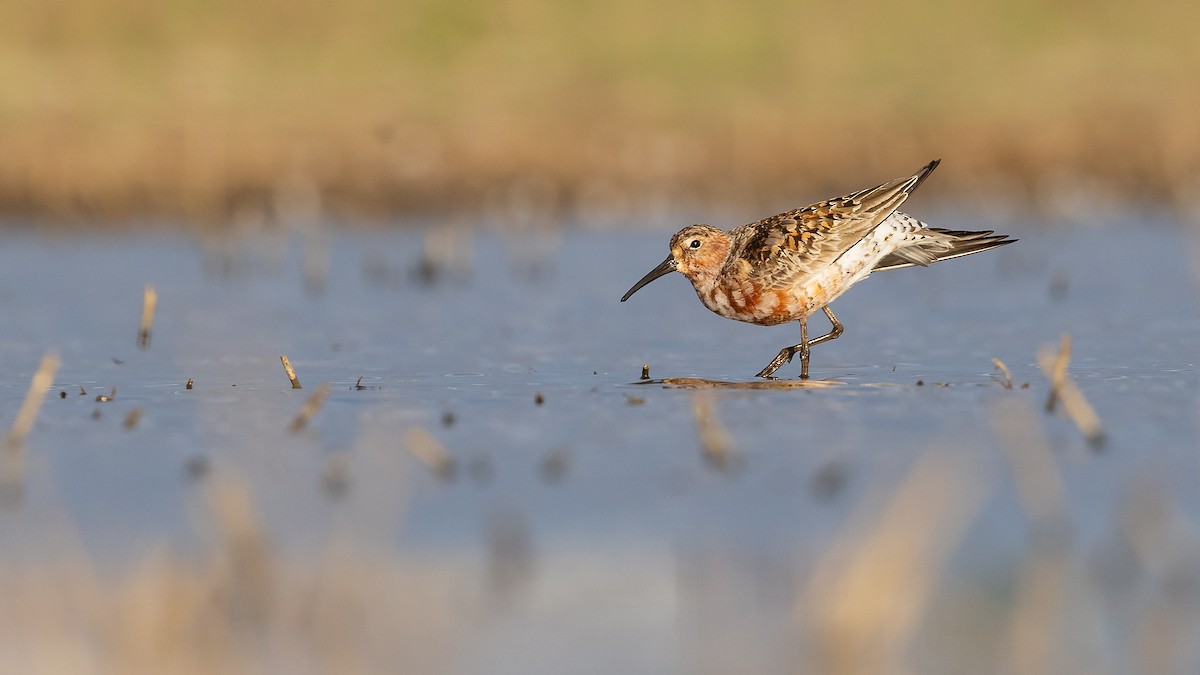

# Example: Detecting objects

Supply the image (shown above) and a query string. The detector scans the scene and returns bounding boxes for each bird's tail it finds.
[872,228,1015,272]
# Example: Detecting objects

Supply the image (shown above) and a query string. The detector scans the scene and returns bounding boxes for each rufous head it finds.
[620,225,729,301]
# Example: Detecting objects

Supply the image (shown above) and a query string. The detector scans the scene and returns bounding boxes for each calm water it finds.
[1,215,1199,672]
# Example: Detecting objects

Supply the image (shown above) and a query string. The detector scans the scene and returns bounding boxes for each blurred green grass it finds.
[1,0,1197,222]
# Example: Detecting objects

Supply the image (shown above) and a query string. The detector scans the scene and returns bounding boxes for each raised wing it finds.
[729,160,940,289]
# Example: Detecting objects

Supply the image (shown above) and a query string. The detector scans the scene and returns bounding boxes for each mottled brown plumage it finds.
[621,160,1015,378]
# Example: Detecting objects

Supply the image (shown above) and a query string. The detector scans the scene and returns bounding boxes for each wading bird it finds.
[620,160,1014,379]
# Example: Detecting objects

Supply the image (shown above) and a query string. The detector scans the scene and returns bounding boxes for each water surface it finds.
[1,218,1198,672]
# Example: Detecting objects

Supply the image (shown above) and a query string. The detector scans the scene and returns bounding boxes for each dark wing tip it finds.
[910,159,942,192]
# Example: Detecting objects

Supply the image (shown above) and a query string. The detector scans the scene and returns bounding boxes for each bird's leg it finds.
[754,306,844,379]
[798,312,811,379]
[806,306,844,349]
[755,313,809,379]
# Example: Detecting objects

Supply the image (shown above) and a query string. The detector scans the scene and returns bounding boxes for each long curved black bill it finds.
[621,256,677,302]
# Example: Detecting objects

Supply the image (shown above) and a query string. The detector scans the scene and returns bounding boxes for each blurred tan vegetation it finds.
[1,0,1198,224]
[5,401,1200,673]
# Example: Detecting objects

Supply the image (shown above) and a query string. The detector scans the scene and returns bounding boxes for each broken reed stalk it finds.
[288,382,330,433]
[1044,334,1070,412]
[1037,336,1106,448]
[280,355,302,389]
[692,394,736,470]
[641,364,650,380]
[5,351,61,452]
[804,451,990,674]
[403,427,456,479]
[991,358,1014,390]
[138,284,157,350]
[206,477,274,625]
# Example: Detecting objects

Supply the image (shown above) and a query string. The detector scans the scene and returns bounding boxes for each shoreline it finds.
[1,118,1196,226]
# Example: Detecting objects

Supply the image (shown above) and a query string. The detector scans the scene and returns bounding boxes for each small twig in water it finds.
[1044,334,1070,412]
[1037,336,1105,448]
[991,358,1014,390]
[280,355,302,389]
[641,364,650,380]
[288,382,330,433]
[138,284,157,350]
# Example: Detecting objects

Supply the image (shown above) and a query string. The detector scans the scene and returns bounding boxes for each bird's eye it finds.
[689,239,702,249]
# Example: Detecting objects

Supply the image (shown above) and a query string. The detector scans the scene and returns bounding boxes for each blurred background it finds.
[2,0,1198,224]
[4,2,1200,674]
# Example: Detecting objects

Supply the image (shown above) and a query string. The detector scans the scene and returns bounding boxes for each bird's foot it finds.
[755,347,796,379]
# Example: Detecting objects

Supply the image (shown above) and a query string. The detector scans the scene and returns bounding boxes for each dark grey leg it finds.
[807,306,844,348]
[798,311,811,379]
[754,306,844,379]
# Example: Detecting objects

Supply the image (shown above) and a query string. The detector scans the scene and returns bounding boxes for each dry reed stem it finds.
[691,394,737,471]
[640,364,650,380]
[803,451,990,675]
[288,382,330,433]
[138,284,157,350]
[1037,337,1106,448]
[402,427,456,479]
[5,351,60,452]
[991,358,1013,390]
[205,477,274,629]
[279,355,302,389]
[1043,334,1070,412]
[2,351,60,503]
[1007,546,1075,673]
[0,468,468,673]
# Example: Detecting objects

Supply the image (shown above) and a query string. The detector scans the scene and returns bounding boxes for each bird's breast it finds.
[697,279,810,326]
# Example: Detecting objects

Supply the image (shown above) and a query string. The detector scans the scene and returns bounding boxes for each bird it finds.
[620,160,1014,379]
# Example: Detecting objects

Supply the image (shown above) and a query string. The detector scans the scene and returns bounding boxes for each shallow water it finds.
[1,217,1199,671]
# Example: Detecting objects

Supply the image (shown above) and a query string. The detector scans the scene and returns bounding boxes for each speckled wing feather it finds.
[872,227,1015,272]
[728,160,940,289]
